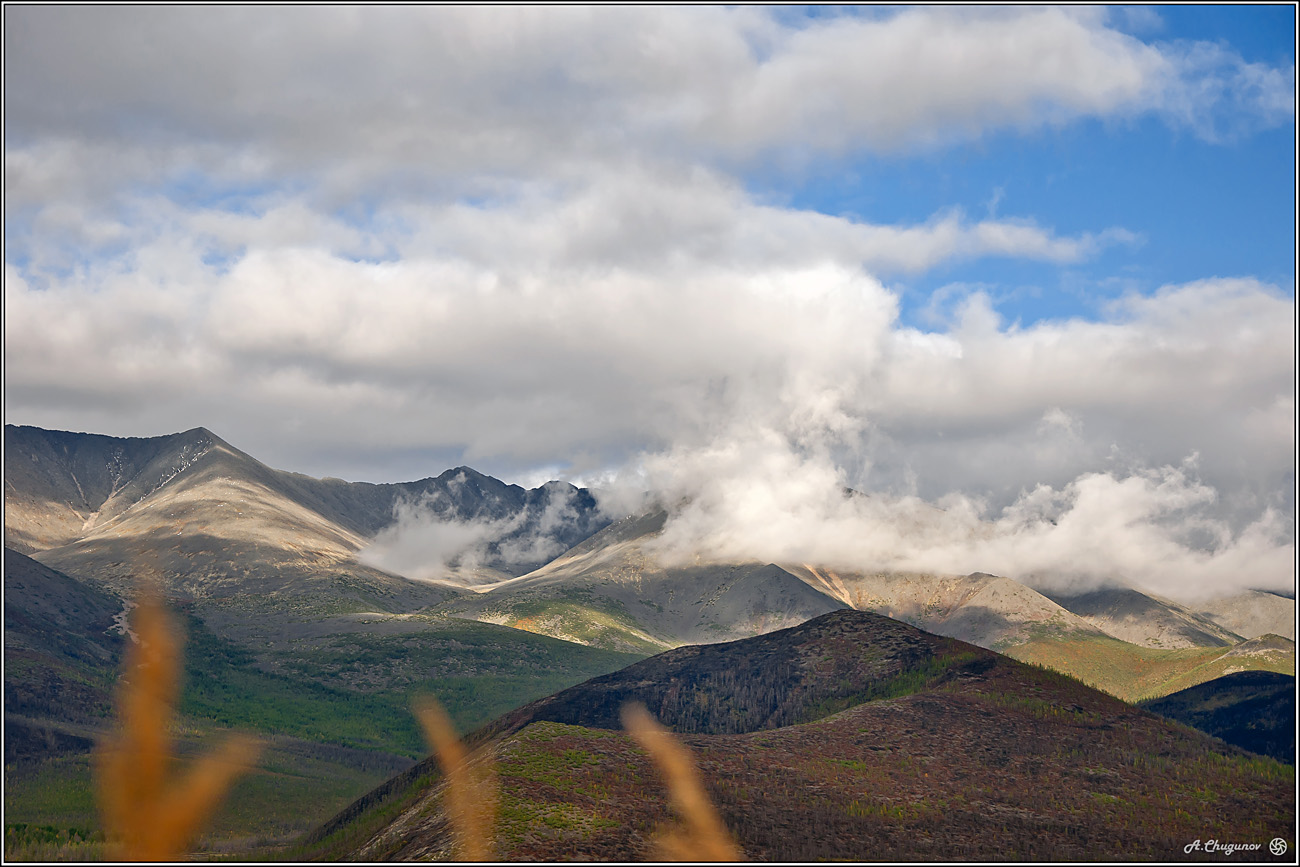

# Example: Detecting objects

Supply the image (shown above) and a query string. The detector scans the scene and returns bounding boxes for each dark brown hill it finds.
[479,608,957,737]
[302,609,1296,862]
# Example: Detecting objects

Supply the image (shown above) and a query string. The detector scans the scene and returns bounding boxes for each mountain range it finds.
[3,423,1295,854]
[5,423,1293,702]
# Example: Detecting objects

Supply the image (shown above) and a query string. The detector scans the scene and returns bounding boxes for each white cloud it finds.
[3,6,1293,599]
[704,7,1166,154]
[357,496,504,582]
[356,478,590,581]
[4,6,1291,207]
[6,219,1292,513]
[1156,39,1297,142]
[635,429,1294,602]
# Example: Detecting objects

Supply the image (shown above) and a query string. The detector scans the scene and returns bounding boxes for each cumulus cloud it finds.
[583,275,1295,601]
[870,280,1296,505]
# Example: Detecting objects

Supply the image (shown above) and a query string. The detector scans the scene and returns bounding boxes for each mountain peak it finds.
[180,425,219,441]
[3,424,232,552]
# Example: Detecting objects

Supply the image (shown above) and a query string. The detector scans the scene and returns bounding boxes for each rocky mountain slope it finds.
[1041,587,1243,648]
[301,610,1296,862]
[438,512,848,653]
[5,424,608,579]
[4,424,620,658]
[1195,590,1296,641]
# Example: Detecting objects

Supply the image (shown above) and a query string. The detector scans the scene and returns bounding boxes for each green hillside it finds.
[3,592,645,858]
[1005,633,1295,702]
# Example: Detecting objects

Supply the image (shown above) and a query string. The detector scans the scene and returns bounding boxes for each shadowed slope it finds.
[3,548,126,763]
[1141,670,1296,764]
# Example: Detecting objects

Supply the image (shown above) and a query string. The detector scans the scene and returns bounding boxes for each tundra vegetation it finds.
[5,601,1296,862]
[287,611,1296,862]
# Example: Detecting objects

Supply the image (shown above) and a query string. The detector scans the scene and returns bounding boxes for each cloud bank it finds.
[4,7,1294,599]
[635,436,1294,603]
[7,6,1290,192]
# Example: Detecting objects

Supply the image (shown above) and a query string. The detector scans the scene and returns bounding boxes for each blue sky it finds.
[762,6,1296,329]
[3,6,1296,595]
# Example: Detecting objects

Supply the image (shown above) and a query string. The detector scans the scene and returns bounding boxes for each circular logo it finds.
[1270,838,1288,856]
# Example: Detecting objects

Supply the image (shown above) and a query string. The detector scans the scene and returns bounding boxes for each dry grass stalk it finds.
[95,585,261,861]
[621,703,742,862]
[415,698,498,861]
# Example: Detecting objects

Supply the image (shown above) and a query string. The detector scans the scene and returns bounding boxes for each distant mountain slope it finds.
[1140,670,1296,764]
[304,610,1296,862]
[784,564,1106,649]
[1041,587,1243,648]
[440,512,847,653]
[3,424,629,659]
[464,514,1106,653]
[26,432,463,629]
[441,508,1290,705]
[1195,590,1296,641]
[1158,634,1296,695]
[1003,630,1296,703]
[4,424,608,578]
